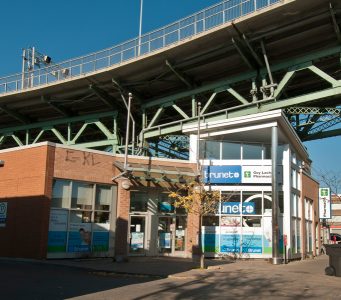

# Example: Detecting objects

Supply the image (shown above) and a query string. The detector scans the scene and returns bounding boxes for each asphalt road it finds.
[0,261,153,300]
[1,256,341,300]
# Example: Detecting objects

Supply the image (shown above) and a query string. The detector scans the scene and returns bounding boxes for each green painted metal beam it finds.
[141,46,341,110]
[302,128,341,141]
[172,104,190,119]
[143,85,341,138]
[0,106,31,124]
[0,111,117,134]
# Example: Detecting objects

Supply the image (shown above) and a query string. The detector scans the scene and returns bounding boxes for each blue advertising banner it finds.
[241,234,262,254]
[47,231,67,252]
[92,231,110,252]
[221,202,255,215]
[203,166,241,184]
[220,234,241,253]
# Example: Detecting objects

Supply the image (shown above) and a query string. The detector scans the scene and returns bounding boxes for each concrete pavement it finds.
[2,254,341,299]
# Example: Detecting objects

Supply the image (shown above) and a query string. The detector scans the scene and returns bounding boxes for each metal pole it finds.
[196,102,201,174]
[271,125,281,264]
[124,93,132,170]
[138,0,143,56]
[21,49,26,89]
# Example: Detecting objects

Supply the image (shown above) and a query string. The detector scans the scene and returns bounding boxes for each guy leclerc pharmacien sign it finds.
[319,188,331,219]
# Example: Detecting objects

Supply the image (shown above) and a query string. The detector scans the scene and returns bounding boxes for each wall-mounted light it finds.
[0,160,4,167]
[121,178,132,190]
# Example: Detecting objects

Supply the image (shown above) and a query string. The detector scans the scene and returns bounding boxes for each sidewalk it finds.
[45,254,331,279]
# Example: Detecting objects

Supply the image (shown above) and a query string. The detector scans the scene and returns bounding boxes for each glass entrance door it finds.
[129,215,146,255]
[158,216,186,255]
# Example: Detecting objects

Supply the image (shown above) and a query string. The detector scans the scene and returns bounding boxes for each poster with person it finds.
[68,223,92,252]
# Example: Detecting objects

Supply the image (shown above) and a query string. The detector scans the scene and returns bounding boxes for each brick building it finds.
[0,110,321,261]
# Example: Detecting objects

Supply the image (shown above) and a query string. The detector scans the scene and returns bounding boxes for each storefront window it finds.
[94,211,110,223]
[222,142,241,159]
[158,194,175,213]
[48,179,115,256]
[70,210,92,223]
[242,143,262,159]
[242,216,261,227]
[71,182,93,209]
[242,191,262,215]
[52,180,70,208]
[95,185,111,210]
[130,192,148,212]
[205,140,220,159]
[203,216,219,226]
[264,144,271,159]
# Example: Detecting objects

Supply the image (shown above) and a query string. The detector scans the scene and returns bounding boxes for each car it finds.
[330,233,341,243]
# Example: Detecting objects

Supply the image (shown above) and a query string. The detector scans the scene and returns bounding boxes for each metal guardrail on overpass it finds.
[0,0,281,95]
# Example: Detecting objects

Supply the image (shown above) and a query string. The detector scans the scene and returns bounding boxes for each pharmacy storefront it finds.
[184,110,320,260]
[202,165,283,258]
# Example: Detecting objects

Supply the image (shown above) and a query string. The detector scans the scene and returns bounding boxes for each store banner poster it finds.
[131,232,144,250]
[47,209,68,252]
[93,223,110,252]
[159,232,171,248]
[0,202,7,227]
[319,188,331,219]
[203,166,241,184]
[220,234,241,253]
[263,216,272,254]
[202,226,220,253]
[68,223,92,253]
[242,233,262,254]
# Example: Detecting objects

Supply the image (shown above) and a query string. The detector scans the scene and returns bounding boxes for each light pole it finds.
[138,0,144,56]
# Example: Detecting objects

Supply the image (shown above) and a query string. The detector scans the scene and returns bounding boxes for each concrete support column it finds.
[272,125,281,264]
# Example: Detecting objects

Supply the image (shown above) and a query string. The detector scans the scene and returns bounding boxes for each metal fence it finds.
[0,0,281,95]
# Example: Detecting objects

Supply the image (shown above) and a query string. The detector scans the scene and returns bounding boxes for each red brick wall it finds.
[301,171,320,256]
[114,180,130,256]
[53,147,115,184]
[0,144,197,259]
[0,146,50,198]
[0,196,50,259]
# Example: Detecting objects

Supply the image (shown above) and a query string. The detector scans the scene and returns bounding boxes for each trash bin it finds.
[324,244,341,277]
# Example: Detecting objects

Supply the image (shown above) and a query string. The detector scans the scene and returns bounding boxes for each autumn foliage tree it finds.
[169,181,220,268]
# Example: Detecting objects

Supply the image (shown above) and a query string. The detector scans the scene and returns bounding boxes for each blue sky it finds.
[0,0,340,178]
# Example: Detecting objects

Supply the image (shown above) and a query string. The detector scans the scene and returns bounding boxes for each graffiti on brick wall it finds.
[65,150,101,166]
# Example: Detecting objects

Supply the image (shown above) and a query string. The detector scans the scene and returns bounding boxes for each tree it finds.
[316,170,341,198]
[168,181,220,268]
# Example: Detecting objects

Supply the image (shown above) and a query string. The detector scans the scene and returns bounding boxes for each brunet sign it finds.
[204,165,276,184]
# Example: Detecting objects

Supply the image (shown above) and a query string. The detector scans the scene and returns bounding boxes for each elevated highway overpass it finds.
[0,0,340,158]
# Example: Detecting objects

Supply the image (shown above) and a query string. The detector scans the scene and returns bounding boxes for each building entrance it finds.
[158,216,186,256]
[129,215,147,255]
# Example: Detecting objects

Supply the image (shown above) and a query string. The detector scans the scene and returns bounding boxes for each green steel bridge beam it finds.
[0,111,120,151]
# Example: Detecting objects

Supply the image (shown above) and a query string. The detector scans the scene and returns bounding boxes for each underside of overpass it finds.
[0,0,340,159]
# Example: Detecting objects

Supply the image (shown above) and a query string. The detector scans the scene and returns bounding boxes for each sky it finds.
[0,0,340,179]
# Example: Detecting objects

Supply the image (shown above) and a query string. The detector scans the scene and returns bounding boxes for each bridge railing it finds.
[0,0,281,95]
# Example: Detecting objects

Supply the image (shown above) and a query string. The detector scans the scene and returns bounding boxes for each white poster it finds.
[49,209,68,231]
[319,188,331,219]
